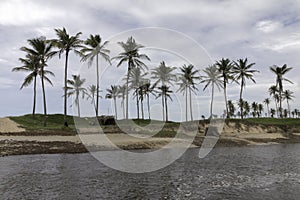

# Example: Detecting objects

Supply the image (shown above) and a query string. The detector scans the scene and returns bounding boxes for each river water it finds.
[0,144,299,200]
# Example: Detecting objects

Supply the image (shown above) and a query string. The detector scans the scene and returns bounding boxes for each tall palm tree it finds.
[86,84,101,111]
[216,58,234,118]
[156,85,173,121]
[152,61,177,121]
[201,65,223,118]
[282,89,294,118]
[21,37,56,126]
[177,64,200,121]
[129,67,147,119]
[269,85,279,117]
[13,54,55,119]
[81,34,111,117]
[117,85,126,119]
[142,81,155,120]
[258,103,263,118]
[52,27,82,126]
[270,108,276,118]
[106,85,119,119]
[113,36,150,119]
[232,58,259,119]
[66,75,86,117]
[251,102,258,118]
[243,100,250,118]
[270,64,293,118]
[263,98,271,117]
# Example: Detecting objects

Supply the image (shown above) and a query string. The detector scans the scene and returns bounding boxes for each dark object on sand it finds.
[98,115,116,125]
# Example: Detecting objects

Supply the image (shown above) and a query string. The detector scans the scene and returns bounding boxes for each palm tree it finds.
[216,58,234,118]
[270,108,276,118]
[129,67,147,119]
[201,65,223,118]
[142,81,155,120]
[251,102,258,118]
[21,37,56,126]
[227,100,236,118]
[270,64,293,118]
[152,61,177,121]
[294,109,299,118]
[258,103,263,118]
[263,98,271,117]
[81,34,111,117]
[52,27,82,126]
[177,64,200,121]
[86,84,101,111]
[243,100,250,118]
[269,85,279,117]
[232,58,258,119]
[106,85,119,119]
[13,54,55,119]
[66,75,87,117]
[113,36,150,119]
[156,85,173,121]
[117,85,126,119]
[282,89,294,118]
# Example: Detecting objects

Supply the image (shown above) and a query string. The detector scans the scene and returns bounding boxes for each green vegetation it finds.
[10,114,75,131]
[243,118,300,126]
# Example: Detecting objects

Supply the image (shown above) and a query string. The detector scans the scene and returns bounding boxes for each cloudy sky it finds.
[0,0,299,121]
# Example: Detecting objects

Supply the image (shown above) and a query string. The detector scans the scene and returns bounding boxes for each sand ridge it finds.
[0,118,25,133]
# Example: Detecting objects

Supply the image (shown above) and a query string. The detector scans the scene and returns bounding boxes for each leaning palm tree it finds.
[282,89,294,118]
[66,75,87,117]
[52,27,82,126]
[81,34,111,117]
[270,64,293,118]
[21,37,56,126]
[232,58,259,119]
[263,98,271,117]
[113,36,150,119]
[201,65,223,118]
[177,64,200,121]
[216,58,234,118]
[106,85,119,120]
[156,85,173,122]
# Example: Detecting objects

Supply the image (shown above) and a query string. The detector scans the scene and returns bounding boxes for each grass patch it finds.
[243,118,300,126]
[10,114,75,131]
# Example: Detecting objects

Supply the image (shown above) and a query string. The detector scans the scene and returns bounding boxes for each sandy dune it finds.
[0,118,25,133]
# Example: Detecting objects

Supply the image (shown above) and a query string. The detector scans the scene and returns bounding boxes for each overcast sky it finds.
[0,0,299,121]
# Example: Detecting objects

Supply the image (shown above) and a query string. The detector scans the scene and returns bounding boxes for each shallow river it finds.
[0,144,299,199]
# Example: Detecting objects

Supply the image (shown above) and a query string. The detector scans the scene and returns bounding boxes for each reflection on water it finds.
[0,144,299,199]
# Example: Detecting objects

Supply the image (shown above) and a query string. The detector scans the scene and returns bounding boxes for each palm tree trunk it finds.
[32,75,37,119]
[40,66,47,127]
[122,98,125,119]
[287,99,291,118]
[96,54,99,117]
[267,104,270,117]
[189,87,193,121]
[275,101,279,118]
[76,93,80,117]
[162,93,165,121]
[185,87,188,121]
[165,94,168,122]
[136,88,139,119]
[240,85,244,119]
[64,51,69,126]
[210,83,214,118]
[224,82,229,118]
[141,98,144,120]
[114,97,117,120]
[147,94,150,120]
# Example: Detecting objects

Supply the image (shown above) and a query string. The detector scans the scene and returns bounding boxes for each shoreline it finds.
[1,133,300,157]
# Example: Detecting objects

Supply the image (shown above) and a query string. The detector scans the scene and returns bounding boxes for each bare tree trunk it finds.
[185,87,188,122]
[114,97,117,120]
[189,87,193,121]
[40,66,47,127]
[147,94,150,120]
[136,88,139,119]
[165,94,168,122]
[64,52,69,126]
[32,75,37,119]
[96,54,99,117]
[210,83,214,118]
[240,85,244,119]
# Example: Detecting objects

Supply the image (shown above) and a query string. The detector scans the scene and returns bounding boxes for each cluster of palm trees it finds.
[13,27,296,126]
